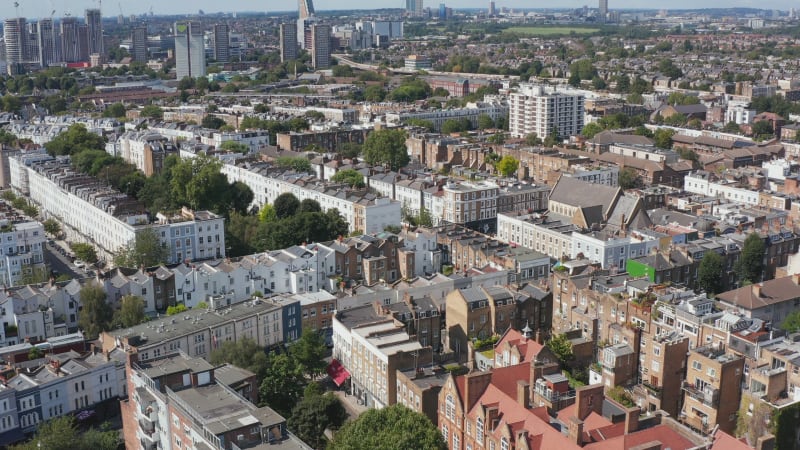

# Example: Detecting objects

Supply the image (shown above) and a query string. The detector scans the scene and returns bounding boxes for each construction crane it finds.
[13,1,20,17]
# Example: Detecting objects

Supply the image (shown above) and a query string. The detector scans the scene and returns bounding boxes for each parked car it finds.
[73,259,85,269]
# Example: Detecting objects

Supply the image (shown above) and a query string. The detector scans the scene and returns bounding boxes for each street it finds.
[44,242,83,280]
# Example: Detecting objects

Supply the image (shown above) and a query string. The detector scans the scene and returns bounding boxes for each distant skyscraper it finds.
[279,23,298,63]
[3,18,27,74]
[489,1,496,16]
[406,0,423,16]
[174,21,206,79]
[439,3,447,19]
[310,23,331,70]
[85,8,104,56]
[60,17,81,62]
[37,18,59,67]
[78,24,90,61]
[131,26,148,62]
[213,24,230,63]
[298,0,315,19]
[598,0,608,21]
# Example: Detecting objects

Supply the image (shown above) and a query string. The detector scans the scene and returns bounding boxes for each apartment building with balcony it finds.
[509,83,584,139]
[121,351,308,450]
[681,345,744,435]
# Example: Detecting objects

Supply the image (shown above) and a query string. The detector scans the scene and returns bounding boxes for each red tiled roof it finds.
[490,363,533,399]
[710,429,752,450]
[495,328,546,364]
[582,424,697,450]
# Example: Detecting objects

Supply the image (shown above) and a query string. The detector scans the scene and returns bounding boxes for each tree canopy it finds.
[496,155,519,177]
[209,337,269,378]
[78,283,113,339]
[331,169,365,188]
[697,251,724,296]
[329,404,447,450]
[46,124,106,156]
[289,386,347,449]
[114,228,170,268]
[115,295,147,328]
[362,129,409,171]
[735,232,765,284]
[10,416,119,450]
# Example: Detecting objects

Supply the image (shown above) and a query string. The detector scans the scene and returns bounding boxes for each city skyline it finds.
[0,0,795,20]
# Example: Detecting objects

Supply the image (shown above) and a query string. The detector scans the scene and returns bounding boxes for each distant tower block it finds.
[298,0,315,19]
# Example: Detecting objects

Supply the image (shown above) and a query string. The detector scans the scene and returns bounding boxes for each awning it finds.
[327,359,350,387]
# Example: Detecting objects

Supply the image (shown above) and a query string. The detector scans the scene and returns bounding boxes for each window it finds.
[442,424,448,442]
[454,434,460,450]
[476,417,484,443]
[446,394,455,421]
[501,438,509,450]
[692,361,702,371]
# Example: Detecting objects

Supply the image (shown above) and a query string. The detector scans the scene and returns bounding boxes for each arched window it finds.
[446,394,455,421]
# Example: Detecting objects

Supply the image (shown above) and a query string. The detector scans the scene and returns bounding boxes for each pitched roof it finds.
[550,176,620,212]
[716,276,800,310]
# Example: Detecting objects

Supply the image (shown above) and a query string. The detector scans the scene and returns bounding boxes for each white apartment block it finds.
[509,83,585,139]
[608,144,679,164]
[386,100,508,132]
[0,215,46,287]
[10,156,225,264]
[496,213,578,260]
[684,171,760,206]
[570,230,660,270]
[221,165,401,235]
[563,165,620,186]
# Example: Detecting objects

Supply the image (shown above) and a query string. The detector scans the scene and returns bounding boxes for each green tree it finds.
[441,118,469,134]
[274,193,301,219]
[751,120,774,141]
[697,251,724,296]
[219,141,249,153]
[45,124,107,156]
[71,242,98,263]
[653,128,675,149]
[116,295,146,328]
[299,199,322,213]
[103,102,126,118]
[114,228,170,268]
[619,167,639,189]
[735,232,765,284]
[290,392,348,449]
[581,122,604,139]
[362,129,409,171]
[209,337,269,378]
[290,329,327,379]
[78,283,113,339]
[166,304,188,315]
[547,333,574,367]
[28,346,44,360]
[337,142,362,159]
[140,104,163,119]
[201,115,226,129]
[723,121,742,133]
[43,218,61,236]
[487,133,506,145]
[275,156,312,172]
[259,352,306,416]
[477,114,495,130]
[496,155,519,177]
[781,310,800,333]
[10,416,119,450]
[525,132,542,146]
[259,204,278,223]
[363,85,387,102]
[328,404,447,450]
[331,169,365,188]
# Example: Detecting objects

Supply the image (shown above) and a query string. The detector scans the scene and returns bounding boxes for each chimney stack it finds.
[567,417,584,446]
[624,406,640,434]
[517,380,530,408]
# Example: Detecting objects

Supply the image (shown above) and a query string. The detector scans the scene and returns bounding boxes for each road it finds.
[44,242,83,280]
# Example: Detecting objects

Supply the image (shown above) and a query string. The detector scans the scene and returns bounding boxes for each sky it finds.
[4,0,794,20]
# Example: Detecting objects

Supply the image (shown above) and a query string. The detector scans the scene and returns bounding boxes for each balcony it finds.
[682,382,719,408]
[140,438,158,450]
[642,382,662,398]
[139,417,155,435]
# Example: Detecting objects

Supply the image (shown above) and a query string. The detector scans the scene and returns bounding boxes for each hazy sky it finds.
[5,0,792,20]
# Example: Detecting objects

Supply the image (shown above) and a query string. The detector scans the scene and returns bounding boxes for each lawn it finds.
[503,26,601,36]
